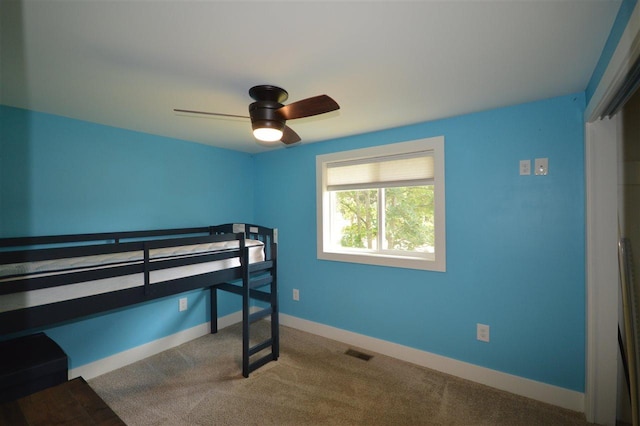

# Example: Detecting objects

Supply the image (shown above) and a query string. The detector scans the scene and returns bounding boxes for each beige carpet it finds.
[89,321,594,425]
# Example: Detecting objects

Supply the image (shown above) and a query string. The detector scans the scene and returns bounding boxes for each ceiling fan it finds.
[174,85,340,145]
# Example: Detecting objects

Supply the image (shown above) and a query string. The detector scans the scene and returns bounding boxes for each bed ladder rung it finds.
[249,275,272,289]
[249,338,273,356]
[248,353,276,374]
[216,283,271,303]
[250,290,271,303]
[249,307,272,324]
[249,260,273,273]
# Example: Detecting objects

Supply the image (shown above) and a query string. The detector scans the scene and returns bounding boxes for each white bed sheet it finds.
[0,239,264,314]
[0,239,262,278]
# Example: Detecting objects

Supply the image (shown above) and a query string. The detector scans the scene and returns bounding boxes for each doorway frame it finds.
[585,4,640,424]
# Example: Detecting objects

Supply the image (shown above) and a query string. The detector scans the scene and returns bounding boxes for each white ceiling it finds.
[0,1,622,153]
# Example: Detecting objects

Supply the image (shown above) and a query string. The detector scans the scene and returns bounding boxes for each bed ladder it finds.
[213,243,279,377]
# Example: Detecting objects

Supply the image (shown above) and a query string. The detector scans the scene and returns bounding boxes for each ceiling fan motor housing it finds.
[249,101,286,132]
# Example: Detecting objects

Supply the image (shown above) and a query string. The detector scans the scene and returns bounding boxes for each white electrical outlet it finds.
[519,159,531,175]
[179,297,188,312]
[477,323,490,342]
[293,289,300,301]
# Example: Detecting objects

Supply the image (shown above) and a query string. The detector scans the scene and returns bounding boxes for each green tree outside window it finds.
[335,186,434,252]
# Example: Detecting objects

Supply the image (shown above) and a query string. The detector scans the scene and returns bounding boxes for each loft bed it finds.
[0,223,278,378]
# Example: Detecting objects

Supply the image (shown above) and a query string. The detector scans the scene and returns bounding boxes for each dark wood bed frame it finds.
[0,223,279,378]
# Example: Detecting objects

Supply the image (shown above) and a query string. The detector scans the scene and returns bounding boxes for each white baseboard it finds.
[279,313,585,413]
[70,310,243,380]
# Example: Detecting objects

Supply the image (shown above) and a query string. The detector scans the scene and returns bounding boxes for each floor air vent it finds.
[345,348,373,361]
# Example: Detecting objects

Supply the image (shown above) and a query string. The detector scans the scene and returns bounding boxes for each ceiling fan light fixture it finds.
[253,127,283,142]
[252,119,284,142]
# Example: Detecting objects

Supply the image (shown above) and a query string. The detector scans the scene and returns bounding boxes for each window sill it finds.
[318,250,446,272]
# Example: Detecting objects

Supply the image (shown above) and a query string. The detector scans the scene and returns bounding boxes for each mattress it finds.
[0,239,264,314]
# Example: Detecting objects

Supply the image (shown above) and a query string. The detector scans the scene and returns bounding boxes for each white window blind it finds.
[326,151,434,191]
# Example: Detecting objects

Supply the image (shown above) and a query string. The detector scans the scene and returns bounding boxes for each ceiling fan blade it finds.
[281,125,301,145]
[173,109,249,119]
[278,95,339,120]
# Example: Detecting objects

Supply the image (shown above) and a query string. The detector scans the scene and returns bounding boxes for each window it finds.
[316,137,445,271]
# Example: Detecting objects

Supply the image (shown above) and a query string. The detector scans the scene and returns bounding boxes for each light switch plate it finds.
[535,158,548,175]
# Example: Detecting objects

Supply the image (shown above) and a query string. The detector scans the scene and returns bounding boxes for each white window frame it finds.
[316,137,446,272]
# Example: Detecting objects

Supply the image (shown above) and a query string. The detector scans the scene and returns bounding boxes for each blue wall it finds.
[0,105,255,367]
[0,106,254,236]
[254,93,586,392]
